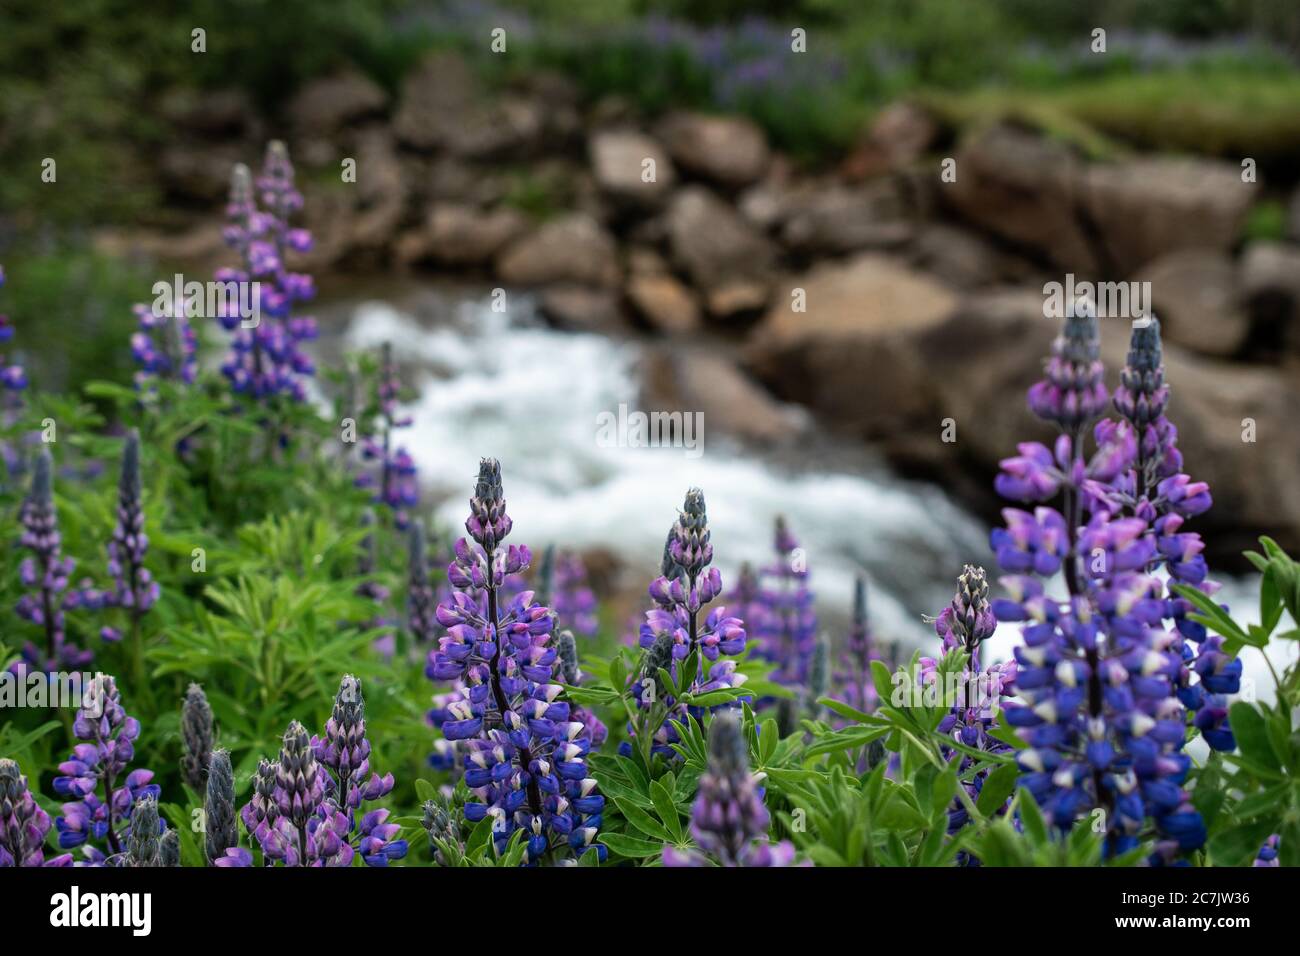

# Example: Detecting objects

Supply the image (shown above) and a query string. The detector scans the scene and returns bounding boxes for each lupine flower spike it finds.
[663,712,797,867]
[0,758,71,866]
[204,749,241,866]
[180,682,213,790]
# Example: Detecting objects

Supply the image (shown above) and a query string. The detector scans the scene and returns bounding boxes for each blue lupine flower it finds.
[426,459,605,863]
[354,342,418,529]
[744,517,816,688]
[52,674,160,864]
[0,758,72,866]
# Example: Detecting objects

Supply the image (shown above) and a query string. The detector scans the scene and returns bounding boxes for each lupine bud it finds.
[556,630,581,685]
[1028,298,1108,432]
[276,720,326,833]
[204,749,238,865]
[641,631,675,694]
[807,634,829,704]
[160,829,180,867]
[1115,316,1169,427]
[407,519,435,643]
[669,488,712,579]
[180,683,213,790]
[0,758,66,866]
[467,457,512,550]
[421,796,462,865]
[126,796,162,867]
[108,430,159,615]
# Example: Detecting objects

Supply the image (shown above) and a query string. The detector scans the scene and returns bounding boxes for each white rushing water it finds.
[331,286,1296,700]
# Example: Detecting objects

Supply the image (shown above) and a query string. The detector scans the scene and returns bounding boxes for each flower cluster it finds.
[995,304,1217,861]
[626,489,749,759]
[426,458,605,864]
[918,566,1016,834]
[236,676,407,866]
[833,576,880,716]
[52,674,160,864]
[354,342,419,528]
[742,517,817,689]
[103,430,159,627]
[536,545,599,638]
[129,292,197,391]
[180,682,213,790]
[0,265,26,394]
[663,711,796,867]
[12,450,110,675]
[204,749,240,866]
[217,143,318,402]
[0,758,71,866]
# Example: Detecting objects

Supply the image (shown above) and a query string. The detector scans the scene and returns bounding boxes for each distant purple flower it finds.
[536,545,599,638]
[1254,835,1280,867]
[12,450,100,675]
[0,265,27,394]
[832,576,880,717]
[747,517,816,688]
[106,430,159,617]
[52,674,160,864]
[0,758,72,866]
[407,519,436,644]
[663,712,796,867]
[1026,299,1109,432]
[129,290,197,390]
[354,342,418,529]
[217,144,318,403]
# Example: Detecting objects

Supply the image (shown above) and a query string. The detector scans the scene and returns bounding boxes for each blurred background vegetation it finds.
[3,0,1300,390]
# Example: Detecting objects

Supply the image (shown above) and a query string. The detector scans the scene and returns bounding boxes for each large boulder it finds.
[290,71,387,137]
[744,254,958,435]
[1085,157,1253,270]
[657,112,770,189]
[539,285,624,332]
[841,101,940,181]
[589,129,675,207]
[1239,241,1300,353]
[945,124,1099,271]
[625,272,701,335]
[423,204,528,267]
[666,187,778,317]
[346,127,409,253]
[394,52,545,158]
[640,347,807,446]
[779,180,914,255]
[496,213,620,288]
[1135,249,1248,358]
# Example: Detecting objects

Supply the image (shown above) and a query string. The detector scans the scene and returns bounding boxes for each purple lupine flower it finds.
[421,794,463,865]
[237,757,280,864]
[129,290,197,391]
[204,749,239,865]
[217,144,318,403]
[0,758,72,866]
[536,545,600,638]
[12,450,97,675]
[355,342,418,529]
[833,576,880,717]
[356,508,395,654]
[1254,835,1280,867]
[555,629,608,747]
[52,674,160,863]
[310,675,406,866]
[105,429,159,619]
[663,712,796,867]
[0,265,27,394]
[918,566,1016,838]
[122,795,165,867]
[179,683,213,790]
[749,516,817,688]
[625,490,750,760]
[995,312,1208,862]
[426,458,605,863]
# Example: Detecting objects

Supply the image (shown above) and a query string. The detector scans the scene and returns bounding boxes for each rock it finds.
[657,112,770,189]
[641,347,807,446]
[539,285,623,331]
[1135,250,1246,358]
[842,101,940,181]
[290,70,387,136]
[158,140,249,202]
[666,187,777,315]
[423,204,528,267]
[907,224,1005,289]
[1086,157,1253,270]
[1239,241,1300,352]
[347,126,408,252]
[626,273,701,335]
[744,254,958,436]
[394,52,544,158]
[425,156,509,207]
[780,180,913,255]
[589,129,675,207]
[946,124,1098,272]
[158,88,253,136]
[496,213,620,288]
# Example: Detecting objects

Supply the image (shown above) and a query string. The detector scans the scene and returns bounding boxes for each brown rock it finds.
[946,124,1098,272]
[780,180,913,255]
[908,224,1005,289]
[290,70,386,136]
[641,347,806,446]
[158,88,253,136]
[745,254,958,435]
[539,285,623,331]
[425,204,528,266]
[1239,241,1300,352]
[496,214,620,288]
[158,141,248,202]
[1086,158,1253,270]
[1137,249,1248,357]
[666,187,777,314]
[589,129,675,206]
[842,101,940,181]
[658,112,770,189]
[348,126,408,252]
[626,273,701,335]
